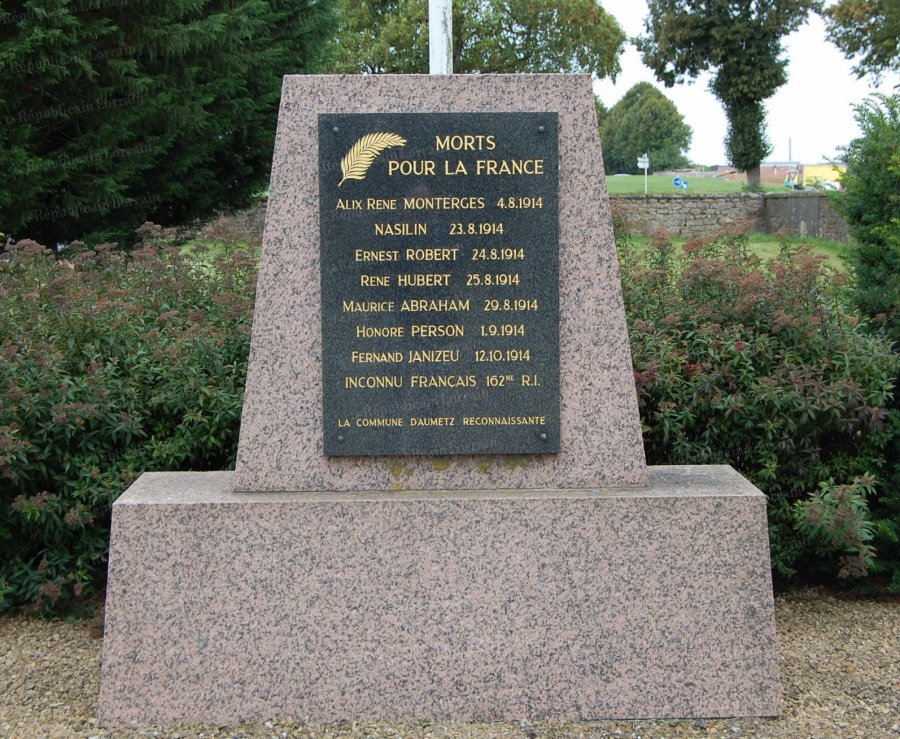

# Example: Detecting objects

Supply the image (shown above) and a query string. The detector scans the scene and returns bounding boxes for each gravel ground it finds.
[1,587,898,739]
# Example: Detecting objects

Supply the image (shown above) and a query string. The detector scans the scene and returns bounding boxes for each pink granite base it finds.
[99,466,781,725]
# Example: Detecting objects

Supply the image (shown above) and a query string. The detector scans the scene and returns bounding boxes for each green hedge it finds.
[617,222,898,587]
[0,226,255,613]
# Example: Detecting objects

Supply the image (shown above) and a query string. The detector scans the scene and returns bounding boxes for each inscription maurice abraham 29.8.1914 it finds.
[318,112,560,457]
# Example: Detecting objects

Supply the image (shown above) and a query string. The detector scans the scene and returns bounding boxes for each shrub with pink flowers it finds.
[618,222,898,586]
[0,225,256,613]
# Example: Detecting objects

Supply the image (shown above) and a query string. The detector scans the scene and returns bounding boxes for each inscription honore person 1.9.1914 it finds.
[318,112,559,456]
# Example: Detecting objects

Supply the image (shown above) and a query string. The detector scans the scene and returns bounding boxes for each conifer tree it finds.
[0,0,336,243]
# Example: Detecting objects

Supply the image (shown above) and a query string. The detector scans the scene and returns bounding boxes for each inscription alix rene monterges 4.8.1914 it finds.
[318,112,559,457]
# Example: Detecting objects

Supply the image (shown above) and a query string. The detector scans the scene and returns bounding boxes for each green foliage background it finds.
[600,82,692,174]
[831,93,900,591]
[329,0,625,78]
[823,0,900,79]
[2,0,899,612]
[833,94,900,345]
[0,0,336,245]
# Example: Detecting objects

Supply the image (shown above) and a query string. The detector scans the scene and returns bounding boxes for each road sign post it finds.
[637,153,649,194]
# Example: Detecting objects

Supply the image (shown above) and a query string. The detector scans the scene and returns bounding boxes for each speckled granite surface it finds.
[99,466,782,725]
[233,74,646,492]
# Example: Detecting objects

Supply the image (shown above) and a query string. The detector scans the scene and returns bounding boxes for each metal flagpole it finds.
[429,0,453,74]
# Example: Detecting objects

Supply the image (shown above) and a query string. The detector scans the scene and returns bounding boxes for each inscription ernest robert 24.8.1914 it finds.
[318,112,559,457]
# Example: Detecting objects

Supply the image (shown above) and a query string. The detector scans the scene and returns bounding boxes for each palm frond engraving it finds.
[338,132,407,187]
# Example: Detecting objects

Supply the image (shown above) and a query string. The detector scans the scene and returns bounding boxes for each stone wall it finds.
[763,193,851,242]
[611,192,851,242]
[194,193,851,245]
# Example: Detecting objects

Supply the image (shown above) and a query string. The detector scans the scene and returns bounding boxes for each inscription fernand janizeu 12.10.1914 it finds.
[318,112,559,456]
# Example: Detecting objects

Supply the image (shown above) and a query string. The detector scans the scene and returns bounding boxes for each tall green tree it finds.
[833,93,900,343]
[823,0,900,79]
[0,0,336,244]
[830,93,900,592]
[600,82,692,174]
[330,0,625,78]
[636,0,814,186]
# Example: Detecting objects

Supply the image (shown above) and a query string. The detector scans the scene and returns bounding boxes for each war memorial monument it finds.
[98,68,781,724]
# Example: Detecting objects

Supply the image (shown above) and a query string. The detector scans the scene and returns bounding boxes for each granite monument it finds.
[99,74,781,725]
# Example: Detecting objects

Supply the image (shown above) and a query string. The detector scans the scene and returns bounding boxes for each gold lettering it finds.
[409,375,478,388]
[444,160,469,175]
[355,417,404,427]
[397,273,451,287]
[404,248,459,261]
[407,349,459,363]
[374,223,428,236]
[400,298,470,312]
[366,198,397,210]
[461,416,547,426]
[411,324,465,337]
[435,134,496,151]
[402,196,485,210]
[387,160,436,176]
[475,159,544,176]
[342,300,395,313]
[351,351,403,363]
[336,198,362,210]
[344,376,404,389]
[360,274,390,287]
[410,417,456,427]
[355,250,399,262]
[356,325,405,338]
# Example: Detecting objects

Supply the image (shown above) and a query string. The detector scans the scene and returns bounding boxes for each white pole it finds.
[429,0,453,74]
[644,152,648,195]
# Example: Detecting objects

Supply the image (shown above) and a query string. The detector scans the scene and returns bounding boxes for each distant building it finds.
[702,161,845,189]
[714,165,740,180]
[800,162,845,190]
[758,162,801,186]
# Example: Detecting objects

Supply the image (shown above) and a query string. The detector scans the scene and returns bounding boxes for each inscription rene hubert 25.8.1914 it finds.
[318,112,560,457]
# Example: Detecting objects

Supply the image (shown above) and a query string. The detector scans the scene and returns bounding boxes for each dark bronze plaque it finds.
[318,112,559,456]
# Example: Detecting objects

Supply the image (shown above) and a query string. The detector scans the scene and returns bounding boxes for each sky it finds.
[593,1,900,167]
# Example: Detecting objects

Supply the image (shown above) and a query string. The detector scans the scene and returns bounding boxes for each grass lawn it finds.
[747,233,851,268]
[607,174,783,195]
[626,232,852,271]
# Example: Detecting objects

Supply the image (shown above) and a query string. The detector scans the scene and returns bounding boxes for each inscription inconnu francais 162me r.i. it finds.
[318,112,559,457]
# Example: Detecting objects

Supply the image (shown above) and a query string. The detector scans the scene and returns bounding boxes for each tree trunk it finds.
[746,163,761,188]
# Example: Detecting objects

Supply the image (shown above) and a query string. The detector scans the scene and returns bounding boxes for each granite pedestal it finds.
[99,466,781,724]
